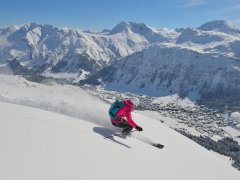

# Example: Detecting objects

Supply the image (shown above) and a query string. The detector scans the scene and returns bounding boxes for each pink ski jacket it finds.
[111,100,138,128]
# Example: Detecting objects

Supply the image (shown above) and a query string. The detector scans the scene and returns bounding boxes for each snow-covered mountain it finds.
[99,20,240,101]
[198,20,240,37]
[1,20,240,102]
[100,42,240,99]
[0,21,176,78]
[0,74,240,179]
[109,21,177,43]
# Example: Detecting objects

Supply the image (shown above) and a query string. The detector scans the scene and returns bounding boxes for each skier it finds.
[109,97,143,134]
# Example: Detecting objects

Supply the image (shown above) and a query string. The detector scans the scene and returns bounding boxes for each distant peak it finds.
[198,20,240,35]
[110,21,131,34]
[22,22,39,28]
[118,21,130,26]
[110,21,150,34]
[199,20,233,29]
[128,22,149,32]
[7,25,20,32]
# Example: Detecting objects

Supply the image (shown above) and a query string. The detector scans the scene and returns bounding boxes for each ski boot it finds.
[122,128,132,135]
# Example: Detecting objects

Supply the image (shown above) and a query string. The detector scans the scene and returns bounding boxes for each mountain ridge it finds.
[1,20,240,105]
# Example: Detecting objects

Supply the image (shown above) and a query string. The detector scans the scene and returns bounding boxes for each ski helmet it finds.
[129,97,140,106]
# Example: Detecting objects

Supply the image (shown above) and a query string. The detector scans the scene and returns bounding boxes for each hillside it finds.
[100,42,240,100]
[1,101,240,180]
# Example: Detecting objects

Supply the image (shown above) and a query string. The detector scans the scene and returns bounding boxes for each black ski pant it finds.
[112,118,133,133]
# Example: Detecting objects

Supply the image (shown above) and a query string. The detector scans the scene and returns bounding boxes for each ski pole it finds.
[104,130,138,139]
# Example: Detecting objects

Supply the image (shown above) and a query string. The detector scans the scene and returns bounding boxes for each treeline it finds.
[177,130,240,170]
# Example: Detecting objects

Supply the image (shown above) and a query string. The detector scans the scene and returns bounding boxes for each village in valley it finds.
[86,86,240,139]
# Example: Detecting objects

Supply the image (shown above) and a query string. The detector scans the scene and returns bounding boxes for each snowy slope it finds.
[0,74,110,127]
[0,74,240,179]
[1,101,240,180]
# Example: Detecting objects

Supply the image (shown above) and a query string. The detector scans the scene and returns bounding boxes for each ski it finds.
[104,131,164,149]
[130,132,164,149]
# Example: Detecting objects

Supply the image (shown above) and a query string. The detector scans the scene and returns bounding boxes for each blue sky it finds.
[0,0,240,31]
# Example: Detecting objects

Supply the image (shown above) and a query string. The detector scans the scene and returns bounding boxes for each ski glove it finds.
[136,126,143,131]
